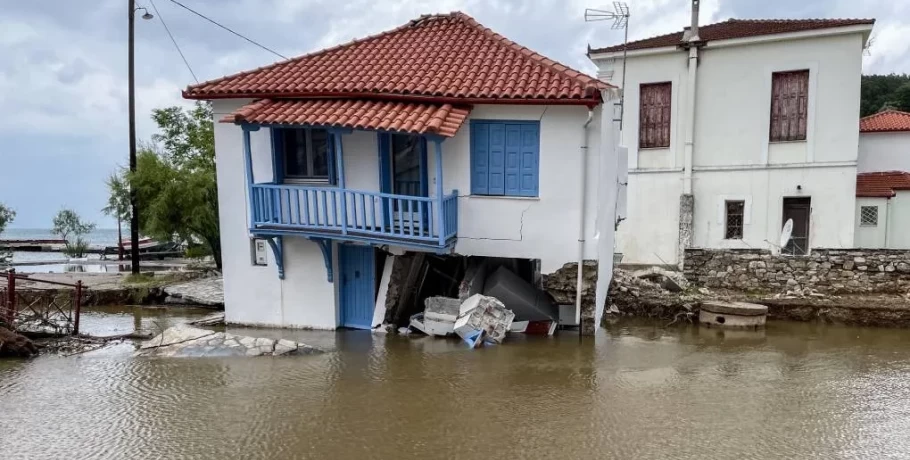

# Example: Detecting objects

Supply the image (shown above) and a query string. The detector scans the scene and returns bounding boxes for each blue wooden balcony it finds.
[249,183,458,251]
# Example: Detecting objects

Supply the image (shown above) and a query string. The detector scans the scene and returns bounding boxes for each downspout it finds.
[884,198,892,248]
[682,0,700,195]
[576,108,595,327]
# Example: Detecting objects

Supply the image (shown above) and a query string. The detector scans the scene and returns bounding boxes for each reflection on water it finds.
[1,315,909,459]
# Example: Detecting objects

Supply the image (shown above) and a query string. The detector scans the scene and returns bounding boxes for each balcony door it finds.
[378,133,428,234]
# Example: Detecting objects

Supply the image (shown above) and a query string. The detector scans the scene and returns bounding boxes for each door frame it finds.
[378,133,430,231]
[338,244,376,329]
[781,196,811,255]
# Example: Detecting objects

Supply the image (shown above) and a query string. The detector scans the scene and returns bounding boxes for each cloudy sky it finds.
[1,0,907,229]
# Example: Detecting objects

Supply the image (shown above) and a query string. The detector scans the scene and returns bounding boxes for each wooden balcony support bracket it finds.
[265,236,285,279]
[312,238,334,282]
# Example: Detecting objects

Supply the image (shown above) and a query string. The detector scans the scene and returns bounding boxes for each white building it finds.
[855,110,910,248]
[184,12,621,333]
[588,15,874,265]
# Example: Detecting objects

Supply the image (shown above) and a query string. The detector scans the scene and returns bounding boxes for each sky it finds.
[1,0,907,229]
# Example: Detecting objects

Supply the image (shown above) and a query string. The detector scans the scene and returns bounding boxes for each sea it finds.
[1,228,121,268]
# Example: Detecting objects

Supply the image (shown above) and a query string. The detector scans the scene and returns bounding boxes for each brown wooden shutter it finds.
[770,70,809,142]
[639,82,671,148]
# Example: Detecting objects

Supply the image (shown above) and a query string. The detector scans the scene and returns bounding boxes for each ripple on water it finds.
[1,320,910,459]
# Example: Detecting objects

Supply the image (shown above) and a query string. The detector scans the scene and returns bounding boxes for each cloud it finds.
[0,0,906,227]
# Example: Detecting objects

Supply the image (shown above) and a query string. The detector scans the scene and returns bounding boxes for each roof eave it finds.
[182,90,605,106]
[589,22,876,58]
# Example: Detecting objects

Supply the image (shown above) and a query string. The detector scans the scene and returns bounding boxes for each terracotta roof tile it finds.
[591,18,874,53]
[221,99,471,138]
[187,12,609,103]
[860,109,910,133]
[856,171,910,198]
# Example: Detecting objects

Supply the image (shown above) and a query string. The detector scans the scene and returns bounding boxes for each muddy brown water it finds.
[1,308,910,459]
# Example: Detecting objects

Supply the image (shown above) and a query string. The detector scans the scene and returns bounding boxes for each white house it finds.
[855,110,910,248]
[184,12,621,333]
[588,11,874,265]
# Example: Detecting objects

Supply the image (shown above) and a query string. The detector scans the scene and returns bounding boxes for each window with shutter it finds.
[769,70,809,142]
[470,121,539,197]
[639,82,672,149]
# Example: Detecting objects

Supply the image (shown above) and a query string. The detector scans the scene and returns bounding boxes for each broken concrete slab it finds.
[454,294,515,345]
[135,325,320,357]
[483,266,556,322]
[163,277,224,307]
[631,267,689,293]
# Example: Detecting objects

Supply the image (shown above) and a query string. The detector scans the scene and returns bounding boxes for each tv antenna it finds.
[585,2,631,129]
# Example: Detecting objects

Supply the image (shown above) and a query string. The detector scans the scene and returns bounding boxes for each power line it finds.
[167,0,287,60]
[148,0,198,83]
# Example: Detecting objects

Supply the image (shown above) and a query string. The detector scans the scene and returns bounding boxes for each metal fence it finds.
[1,270,83,335]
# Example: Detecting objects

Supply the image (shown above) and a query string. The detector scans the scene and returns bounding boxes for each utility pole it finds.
[128,1,153,273]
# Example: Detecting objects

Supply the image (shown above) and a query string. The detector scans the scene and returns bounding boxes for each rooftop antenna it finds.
[586,2,630,129]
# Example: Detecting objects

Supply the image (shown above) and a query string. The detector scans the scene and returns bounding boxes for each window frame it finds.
[272,127,335,185]
[724,200,745,240]
[639,82,672,149]
[469,120,540,198]
[859,205,879,227]
[769,70,810,143]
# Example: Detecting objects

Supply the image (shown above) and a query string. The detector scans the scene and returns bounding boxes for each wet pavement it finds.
[1,309,909,459]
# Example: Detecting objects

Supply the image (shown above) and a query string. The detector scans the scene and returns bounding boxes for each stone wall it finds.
[684,248,910,293]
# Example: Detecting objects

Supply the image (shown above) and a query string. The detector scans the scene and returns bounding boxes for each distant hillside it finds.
[861,74,910,117]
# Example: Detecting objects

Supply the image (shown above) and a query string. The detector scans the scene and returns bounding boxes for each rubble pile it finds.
[607,268,703,320]
[136,325,320,358]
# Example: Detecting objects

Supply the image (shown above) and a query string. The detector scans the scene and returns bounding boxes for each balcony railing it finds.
[249,183,458,249]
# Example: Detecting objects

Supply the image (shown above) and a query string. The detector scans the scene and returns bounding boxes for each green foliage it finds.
[127,102,221,269]
[52,209,96,258]
[102,170,131,223]
[861,74,910,116]
[0,203,15,267]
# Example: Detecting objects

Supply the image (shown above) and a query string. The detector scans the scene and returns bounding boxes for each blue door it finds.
[339,244,376,329]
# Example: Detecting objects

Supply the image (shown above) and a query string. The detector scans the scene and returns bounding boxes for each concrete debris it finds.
[408,297,462,336]
[453,294,515,346]
[771,287,830,300]
[631,267,689,292]
[135,325,320,358]
[187,312,225,327]
[163,277,224,307]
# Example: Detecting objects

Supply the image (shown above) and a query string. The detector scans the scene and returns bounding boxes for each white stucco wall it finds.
[212,100,615,328]
[858,132,910,173]
[593,30,865,264]
[854,197,888,248]
[888,192,910,249]
[213,99,338,329]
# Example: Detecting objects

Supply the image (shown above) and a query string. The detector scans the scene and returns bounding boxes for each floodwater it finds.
[1,311,909,459]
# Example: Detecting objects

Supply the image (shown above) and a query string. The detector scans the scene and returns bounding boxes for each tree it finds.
[52,209,96,258]
[102,170,131,260]
[861,74,910,116]
[0,203,14,267]
[123,102,221,268]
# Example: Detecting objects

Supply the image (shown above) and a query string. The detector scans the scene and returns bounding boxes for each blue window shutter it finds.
[271,128,285,182]
[378,133,392,194]
[519,123,539,197]
[471,123,490,194]
[327,132,337,185]
[488,123,505,195]
[504,124,521,196]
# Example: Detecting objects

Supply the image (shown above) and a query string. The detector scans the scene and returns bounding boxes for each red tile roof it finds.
[222,99,471,138]
[856,171,910,198]
[860,110,910,133]
[186,12,609,104]
[591,18,874,53]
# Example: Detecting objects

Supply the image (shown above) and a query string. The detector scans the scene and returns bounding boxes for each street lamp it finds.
[128,2,153,274]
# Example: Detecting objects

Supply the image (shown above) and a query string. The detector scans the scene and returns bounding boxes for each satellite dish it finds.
[779,218,793,248]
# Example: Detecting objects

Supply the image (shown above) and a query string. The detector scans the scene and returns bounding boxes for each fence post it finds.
[7,269,15,327]
[73,280,83,336]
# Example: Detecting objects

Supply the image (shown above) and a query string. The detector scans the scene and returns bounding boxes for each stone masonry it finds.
[684,248,910,294]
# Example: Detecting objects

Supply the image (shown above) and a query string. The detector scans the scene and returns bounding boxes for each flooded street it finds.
[2,311,910,459]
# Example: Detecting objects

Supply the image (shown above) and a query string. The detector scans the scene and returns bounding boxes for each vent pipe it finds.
[689,0,700,42]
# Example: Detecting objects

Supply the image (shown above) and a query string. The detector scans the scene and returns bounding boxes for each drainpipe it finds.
[682,0,700,195]
[884,198,892,248]
[576,108,595,327]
